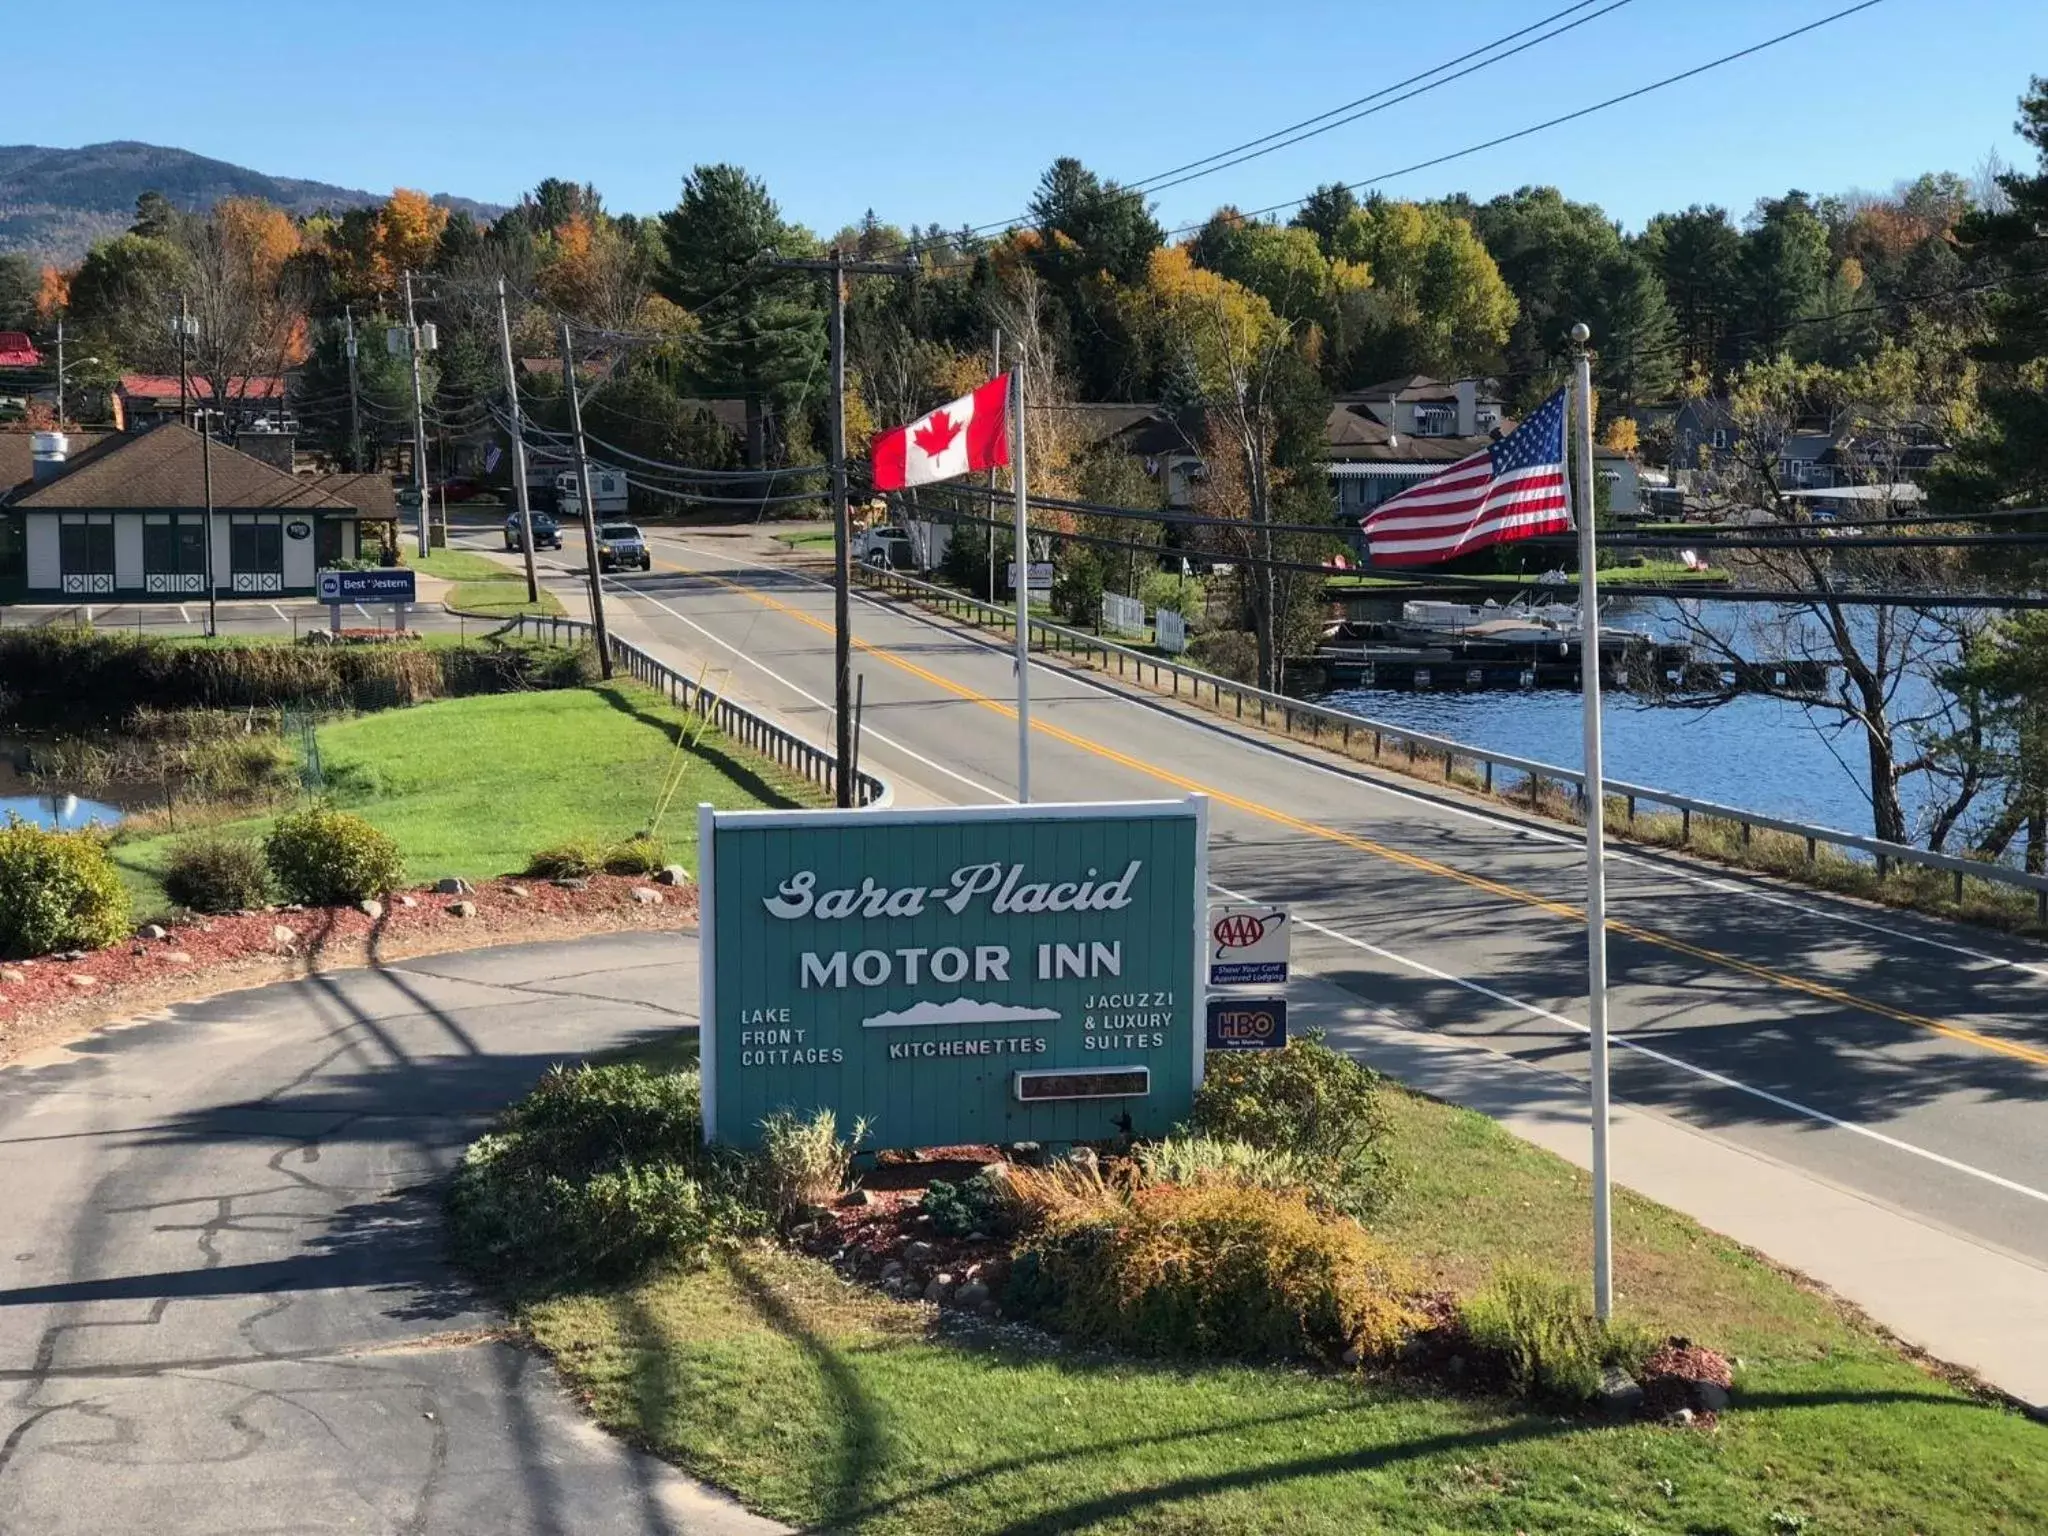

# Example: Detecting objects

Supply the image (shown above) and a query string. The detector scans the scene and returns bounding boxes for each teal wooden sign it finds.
[698,799,1208,1149]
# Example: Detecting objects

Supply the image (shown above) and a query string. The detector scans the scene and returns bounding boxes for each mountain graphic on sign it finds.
[861,998,1061,1030]
[913,409,962,460]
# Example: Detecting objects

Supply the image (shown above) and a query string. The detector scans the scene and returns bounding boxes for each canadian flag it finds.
[870,373,1011,491]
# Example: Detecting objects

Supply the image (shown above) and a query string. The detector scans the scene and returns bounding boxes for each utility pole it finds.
[827,248,854,806]
[560,320,613,678]
[200,408,218,638]
[767,250,917,805]
[402,271,430,554]
[55,316,63,429]
[343,307,362,473]
[495,278,540,604]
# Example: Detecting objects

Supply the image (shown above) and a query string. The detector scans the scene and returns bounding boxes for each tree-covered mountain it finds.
[0,141,501,263]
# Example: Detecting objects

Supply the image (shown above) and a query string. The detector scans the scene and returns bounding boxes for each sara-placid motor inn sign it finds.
[698,799,1208,1149]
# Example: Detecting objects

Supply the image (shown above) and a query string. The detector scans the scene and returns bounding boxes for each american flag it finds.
[1360,388,1573,566]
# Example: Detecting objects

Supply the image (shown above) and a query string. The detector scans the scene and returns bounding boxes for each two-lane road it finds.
[552,528,2048,1278]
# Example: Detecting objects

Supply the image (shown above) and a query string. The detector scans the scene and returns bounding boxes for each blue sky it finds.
[25,0,2048,236]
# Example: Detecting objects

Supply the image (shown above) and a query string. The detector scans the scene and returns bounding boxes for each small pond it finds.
[0,794,128,832]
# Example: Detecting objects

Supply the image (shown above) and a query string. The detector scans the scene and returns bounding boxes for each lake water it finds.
[1318,596,1951,838]
[0,794,127,832]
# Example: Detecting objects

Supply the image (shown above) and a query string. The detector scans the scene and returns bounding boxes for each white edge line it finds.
[669,534,2048,986]
[1211,880,2048,1209]
[614,546,2048,1212]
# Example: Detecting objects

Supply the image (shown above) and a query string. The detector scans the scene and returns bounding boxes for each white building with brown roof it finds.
[0,423,385,603]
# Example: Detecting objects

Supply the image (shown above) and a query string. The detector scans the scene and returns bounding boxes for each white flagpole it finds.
[1012,362,1031,802]
[1571,321,1614,1323]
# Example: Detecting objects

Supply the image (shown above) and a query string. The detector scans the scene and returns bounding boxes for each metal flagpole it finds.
[827,248,855,809]
[1012,361,1031,802]
[988,327,1001,601]
[1571,321,1614,1323]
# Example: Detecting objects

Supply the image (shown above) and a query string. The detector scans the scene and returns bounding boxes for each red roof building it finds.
[0,333,42,370]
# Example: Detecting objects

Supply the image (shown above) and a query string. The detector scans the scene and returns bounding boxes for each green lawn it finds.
[413,547,566,617]
[525,1084,2048,1535]
[773,526,837,551]
[113,683,816,915]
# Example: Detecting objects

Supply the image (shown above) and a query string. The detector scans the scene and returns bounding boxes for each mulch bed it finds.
[0,874,697,1067]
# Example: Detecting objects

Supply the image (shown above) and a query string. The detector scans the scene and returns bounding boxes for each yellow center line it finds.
[653,554,2048,1069]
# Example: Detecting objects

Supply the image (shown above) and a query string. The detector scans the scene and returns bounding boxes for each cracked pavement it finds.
[0,932,785,1535]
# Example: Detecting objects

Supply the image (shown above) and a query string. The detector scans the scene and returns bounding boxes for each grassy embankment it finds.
[413,547,565,618]
[523,1067,2047,1535]
[112,682,812,917]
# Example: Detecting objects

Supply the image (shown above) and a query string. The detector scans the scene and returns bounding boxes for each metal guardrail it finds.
[508,613,888,809]
[856,564,2048,920]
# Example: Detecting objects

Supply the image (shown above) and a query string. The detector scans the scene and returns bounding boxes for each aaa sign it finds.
[699,799,1207,1149]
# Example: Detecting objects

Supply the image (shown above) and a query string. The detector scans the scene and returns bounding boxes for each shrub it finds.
[528,840,604,880]
[1016,1183,1423,1365]
[1458,1265,1655,1404]
[923,1165,1016,1237]
[1189,1033,1395,1217]
[602,834,669,877]
[446,1064,762,1291]
[755,1108,867,1225]
[1138,568,1205,619]
[996,1156,1132,1232]
[0,816,131,959]
[163,834,271,913]
[264,804,405,905]
[1135,1135,1317,1196]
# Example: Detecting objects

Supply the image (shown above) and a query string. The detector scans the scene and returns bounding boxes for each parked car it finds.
[595,522,652,572]
[505,510,562,551]
[435,476,483,503]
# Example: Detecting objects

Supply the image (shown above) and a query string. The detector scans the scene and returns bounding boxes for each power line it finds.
[892,0,1631,258]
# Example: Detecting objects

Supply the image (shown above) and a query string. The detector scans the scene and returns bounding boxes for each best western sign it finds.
[699,799,1207,1149]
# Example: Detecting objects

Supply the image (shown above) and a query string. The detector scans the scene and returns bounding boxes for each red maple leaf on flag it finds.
[913,409,962,460]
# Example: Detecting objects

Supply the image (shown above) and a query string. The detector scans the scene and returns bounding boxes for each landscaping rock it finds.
[1600,1367,1644,1419]
[271,925,300,953]
[1340,1345,1365,1368]
[358,899,384,921]
[506,884,531,899]
[923,1277,953,1304]
[1063,1146,1100,1173]
[655,864,691,887]
[0,968,25,986]
[554,877,589,891]
[954,1280,990,1308]
[903,1240,935,1264]
[1672,1408,1697,1428]
[397,895,419,908]
[448,901,478,919]
[879,1261,905,1282]
[138,924,169,942]
[67,974,100,990]
[434,878,473,896]
[840,1189,876,1207]
[162,952,193,965]
[1695,1381,1730,1414]
[630,886,664,905]
[54,951,85,963]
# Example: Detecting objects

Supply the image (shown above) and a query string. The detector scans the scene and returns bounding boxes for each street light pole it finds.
[200,409,218,638]
[343,306,362,473]
[177,294,191,426]
[55,317,63,429]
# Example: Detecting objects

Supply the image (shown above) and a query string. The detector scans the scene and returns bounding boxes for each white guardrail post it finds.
[852,564,2048,915]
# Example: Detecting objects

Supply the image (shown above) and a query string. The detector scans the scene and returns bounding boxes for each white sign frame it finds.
[1206,901,1291,987]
